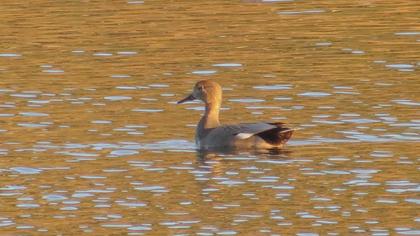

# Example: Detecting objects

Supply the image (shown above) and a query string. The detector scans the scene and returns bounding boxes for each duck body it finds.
[197,122,293,149]
[178,80,294,150]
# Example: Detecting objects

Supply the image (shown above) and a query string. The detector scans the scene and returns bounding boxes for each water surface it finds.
[0,0,419,235]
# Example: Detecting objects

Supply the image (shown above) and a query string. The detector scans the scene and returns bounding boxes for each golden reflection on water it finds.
[0,0,419,235]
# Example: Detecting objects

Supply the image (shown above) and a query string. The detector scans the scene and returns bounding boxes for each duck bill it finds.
[177,94,196,104]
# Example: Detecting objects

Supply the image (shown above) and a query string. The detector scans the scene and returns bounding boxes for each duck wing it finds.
[222,122,280,137]
[207,122,293,146]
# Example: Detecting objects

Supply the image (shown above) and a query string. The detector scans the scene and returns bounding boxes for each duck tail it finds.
[257,124,295,146]
[277,128,294,144]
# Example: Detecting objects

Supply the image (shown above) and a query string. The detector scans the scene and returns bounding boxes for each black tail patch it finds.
[256,124,294,146]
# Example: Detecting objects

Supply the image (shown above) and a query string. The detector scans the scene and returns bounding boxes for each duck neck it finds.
[199,102,220,130]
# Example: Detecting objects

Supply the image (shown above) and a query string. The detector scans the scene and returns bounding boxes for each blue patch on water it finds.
[298,92,331,97]
[10,167,42,175]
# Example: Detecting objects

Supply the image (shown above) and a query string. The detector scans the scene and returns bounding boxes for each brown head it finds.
[177,80,222,105]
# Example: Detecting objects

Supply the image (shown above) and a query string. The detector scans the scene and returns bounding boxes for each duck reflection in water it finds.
[195,147,292,163]
[193,147,293,191]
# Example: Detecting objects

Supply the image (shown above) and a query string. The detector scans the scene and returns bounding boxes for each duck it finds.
[177,80,294,150]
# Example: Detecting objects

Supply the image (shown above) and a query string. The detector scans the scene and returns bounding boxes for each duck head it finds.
[177,80,222,105]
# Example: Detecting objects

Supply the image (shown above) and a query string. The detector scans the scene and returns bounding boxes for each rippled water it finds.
[0,0,419,235]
